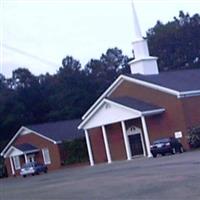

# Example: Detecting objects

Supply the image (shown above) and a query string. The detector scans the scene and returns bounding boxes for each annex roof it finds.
[27,119,84,142]
[1,119,84,157]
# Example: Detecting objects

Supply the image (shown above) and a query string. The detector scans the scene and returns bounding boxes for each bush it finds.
[0,157,7,178]
[63,138,88,165]
[188,126,200,148]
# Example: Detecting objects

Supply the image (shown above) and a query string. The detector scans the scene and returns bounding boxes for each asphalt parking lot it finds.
[1,151,200,200]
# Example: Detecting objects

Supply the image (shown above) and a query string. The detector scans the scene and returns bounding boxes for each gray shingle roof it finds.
[127,69,200,92]
[27,119,84,142]
[15,143,38,152]
[107,96,163,112]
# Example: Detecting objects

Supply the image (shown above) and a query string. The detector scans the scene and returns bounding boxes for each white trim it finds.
[1,126,57,157]
[129,56,158,64]
[82,76,124,120]
[1,126,25,156]
[81,74,200,123]
[142,109,165,116]
[78,99,106,129]
[9,157,15,175]
[81,75,177,121]
[106,99,165,116]
[121,76,200,98]
[23,149,39,154]
[122,76,180,96]
[85,130,94,166]
[179,90,200,98]
[28,130,57,144]
[121,121,132,160]
[105,99,141,115]
[4,146,24,158]
[78,98,164,130]
[13,156,21,170]
[141,116,152,158]
[24,154,28,163]
[102,126,112,164]
[42,148,51,165]
[140,132,146,157]
[78,98,140,129]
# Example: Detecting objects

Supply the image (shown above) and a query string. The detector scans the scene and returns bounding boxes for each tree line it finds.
[0,11,200,148]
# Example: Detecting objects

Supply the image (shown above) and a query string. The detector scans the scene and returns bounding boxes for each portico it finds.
[4,144,40,175]
[78,97,165,166]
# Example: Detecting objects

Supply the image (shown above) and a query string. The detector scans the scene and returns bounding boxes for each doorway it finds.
[128,134,143,156]
[127,126,145,157]
[27,154,35,163]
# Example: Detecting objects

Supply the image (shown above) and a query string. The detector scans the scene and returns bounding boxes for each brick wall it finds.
[110,80,189,149]
[106,123,126,161]
[88,127,107,163]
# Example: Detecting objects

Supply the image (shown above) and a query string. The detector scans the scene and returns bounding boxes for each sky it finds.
[1,0,200,78]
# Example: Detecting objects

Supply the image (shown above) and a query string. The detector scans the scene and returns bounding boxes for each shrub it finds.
[188,125,200,148]
[0,157,8,178]
[63,138,88,165]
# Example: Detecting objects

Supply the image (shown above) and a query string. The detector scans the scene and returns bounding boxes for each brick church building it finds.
[78,4,200,166]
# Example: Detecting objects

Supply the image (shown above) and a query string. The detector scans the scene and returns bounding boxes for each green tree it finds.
[85,47,130,95]
[147,11,200,71]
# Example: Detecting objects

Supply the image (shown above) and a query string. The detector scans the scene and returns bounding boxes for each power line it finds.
[2,43,59,68]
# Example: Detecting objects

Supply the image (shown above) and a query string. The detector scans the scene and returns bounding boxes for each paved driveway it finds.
[1,151,200,200]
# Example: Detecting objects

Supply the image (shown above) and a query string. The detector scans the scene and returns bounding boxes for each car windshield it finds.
[153,138,170,144]
[22,162,35,168]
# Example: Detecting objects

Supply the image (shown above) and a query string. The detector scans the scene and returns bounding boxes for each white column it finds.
[85,130,94,166]
[141,116,152,157]
[101,126,112,163]
[24,154,28,163]
[9,157,15,175]
[121,121,132,160]
[140,133,146,157]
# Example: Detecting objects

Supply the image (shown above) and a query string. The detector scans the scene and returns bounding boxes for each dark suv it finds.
[150,137,184,158]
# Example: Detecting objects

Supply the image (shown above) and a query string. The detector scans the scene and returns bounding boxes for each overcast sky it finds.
[1,0,200,78]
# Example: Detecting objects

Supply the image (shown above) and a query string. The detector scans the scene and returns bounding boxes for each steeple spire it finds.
[131,0,142,40]
[129,0,159,75]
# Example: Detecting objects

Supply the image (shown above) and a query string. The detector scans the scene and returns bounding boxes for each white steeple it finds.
[129,0,159,75]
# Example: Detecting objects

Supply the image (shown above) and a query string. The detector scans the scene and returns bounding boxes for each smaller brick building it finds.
[1,119,84,176]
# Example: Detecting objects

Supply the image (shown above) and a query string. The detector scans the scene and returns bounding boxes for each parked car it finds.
[20,162,48,177]
[150,137,184,158]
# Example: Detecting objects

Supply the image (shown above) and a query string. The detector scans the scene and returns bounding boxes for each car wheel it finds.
[32,173,35,176]
[44,169,48,173]
[171,148,176,154]
[161,153,165,156]
[179,146,184,153]
[152,153,157,158]
[23,175,26,178]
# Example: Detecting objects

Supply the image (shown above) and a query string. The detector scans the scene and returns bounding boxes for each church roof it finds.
[127,69,200,92]
[27,119,84,142]
[107,96,163,112]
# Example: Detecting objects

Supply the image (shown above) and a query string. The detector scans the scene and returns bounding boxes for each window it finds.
[13,156,21,170]
[42,148,51,164]
[27,154,35,163]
